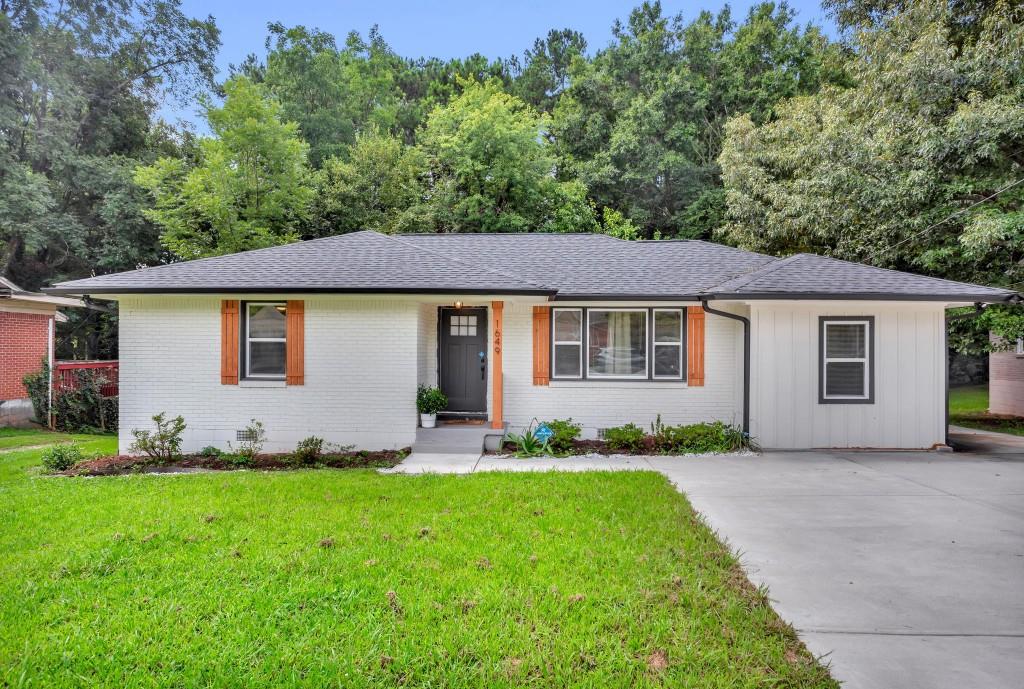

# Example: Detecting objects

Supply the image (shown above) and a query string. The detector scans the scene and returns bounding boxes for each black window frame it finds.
[550,306,688,382]
[241,300,287,381]
[818,315,875,404]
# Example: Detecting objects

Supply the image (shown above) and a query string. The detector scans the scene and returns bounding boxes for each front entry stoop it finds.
[411,422,506,454]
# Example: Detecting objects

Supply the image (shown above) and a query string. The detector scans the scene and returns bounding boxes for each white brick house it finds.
[48,232,1017,452]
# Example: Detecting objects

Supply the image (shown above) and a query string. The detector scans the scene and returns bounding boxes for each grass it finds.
[0,427,97,450]
[949,384,1024,437]
[0,438,835,688]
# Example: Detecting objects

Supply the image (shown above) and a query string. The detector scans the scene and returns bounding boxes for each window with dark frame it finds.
[819,316,874,403]
[551,307,686,381]
[244,302,287,379]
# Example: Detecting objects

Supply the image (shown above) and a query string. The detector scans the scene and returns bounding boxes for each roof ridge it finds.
[382,232,551,291]
[703,254,803,294]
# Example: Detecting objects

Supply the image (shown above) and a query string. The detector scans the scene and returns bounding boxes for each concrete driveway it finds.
[650,451,1024,689]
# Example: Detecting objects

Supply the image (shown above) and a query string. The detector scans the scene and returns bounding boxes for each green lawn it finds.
[0,437,834,688]
[0,427,91,450]
[949,384,1024,437]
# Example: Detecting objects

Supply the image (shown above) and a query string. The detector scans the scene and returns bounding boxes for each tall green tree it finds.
[0,0,219,288]
[552,1,845,239]
[510,29,587,113]
[418,79,596,233]
[719,0,1024,348]
[312,129,429,235]
[136,76,315,258]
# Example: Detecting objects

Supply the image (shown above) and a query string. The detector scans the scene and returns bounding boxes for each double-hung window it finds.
[552,308,583,378]
[653,309,683,379]
[245,302,287,378]
[550,307,685,381]
[819,317,874,403]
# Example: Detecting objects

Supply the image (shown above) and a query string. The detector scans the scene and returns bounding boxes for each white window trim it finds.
[245,301,287,379]
[652,308,684,380]
[822,319,870,400]
[551,307,583,380]
[586,308,649,380]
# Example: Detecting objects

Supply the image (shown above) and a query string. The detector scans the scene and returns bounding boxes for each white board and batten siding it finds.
[749,301,946,449]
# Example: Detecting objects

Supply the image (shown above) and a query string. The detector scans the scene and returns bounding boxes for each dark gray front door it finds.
[439,307,487,413]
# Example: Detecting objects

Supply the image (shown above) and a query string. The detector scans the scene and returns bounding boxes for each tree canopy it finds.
[3,0,1022,356]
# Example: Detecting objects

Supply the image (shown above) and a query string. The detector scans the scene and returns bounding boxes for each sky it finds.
[164,0,838,129]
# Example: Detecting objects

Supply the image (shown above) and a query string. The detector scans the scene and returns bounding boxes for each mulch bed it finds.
[489,438,654,456]
[62,449,410,476]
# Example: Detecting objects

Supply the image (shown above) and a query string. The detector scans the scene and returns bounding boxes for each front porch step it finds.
[412,423,507,454]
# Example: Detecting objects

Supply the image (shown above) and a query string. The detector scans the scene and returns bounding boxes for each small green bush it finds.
[293,436,325,464]
[416,385,448,415]
[198,446,222,457]
[228,419,266,466]
[22,359,50,424]
[657,421,748,454]
[41,442,84,472]
[604,423,646,453]
[130,412,186,463]
[543,418,581,454]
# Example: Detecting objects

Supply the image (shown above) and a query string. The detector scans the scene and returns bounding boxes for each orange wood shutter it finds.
[532,306,551,386]
[220,300,239,385]
[687,306,705,386]
[286,300,305,385]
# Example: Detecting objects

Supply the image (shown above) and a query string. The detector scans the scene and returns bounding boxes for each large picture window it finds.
[588,309,648,378]
[245,302,287,378]
[819,317,874,403]
[551,307,685,381]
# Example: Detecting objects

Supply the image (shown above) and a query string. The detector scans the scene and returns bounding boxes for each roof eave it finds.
[43,285,557,297]
[704,291,1020,303]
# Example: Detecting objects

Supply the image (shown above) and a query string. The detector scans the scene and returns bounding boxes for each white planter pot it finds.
[420,413,437,428]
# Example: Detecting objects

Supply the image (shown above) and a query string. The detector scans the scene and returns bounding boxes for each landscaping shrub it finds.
[22,360,49,423]
[41,442,84,472]
[130,412,186,463]
[604,423,646,453]
[228,419,266,466]
[22,362,118,432]
[505,424,548,457]
[293,436,325,464]
[198,446,222,457]
[543,418,581,454]
[656,421,748,454]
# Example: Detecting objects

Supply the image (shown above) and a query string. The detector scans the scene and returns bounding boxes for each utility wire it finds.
[868,176,1024,261]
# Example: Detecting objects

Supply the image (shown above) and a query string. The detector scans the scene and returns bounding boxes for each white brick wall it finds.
[118,295,420,454]
[501,302,744,438]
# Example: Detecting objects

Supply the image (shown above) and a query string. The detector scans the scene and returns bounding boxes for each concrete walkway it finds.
[383,448,1024,689]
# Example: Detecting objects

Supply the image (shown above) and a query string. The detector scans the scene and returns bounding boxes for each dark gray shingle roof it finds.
[46,230,1017,302]
[707,253,1015,301]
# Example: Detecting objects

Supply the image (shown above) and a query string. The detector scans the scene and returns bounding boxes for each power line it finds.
[868,176,1024,261]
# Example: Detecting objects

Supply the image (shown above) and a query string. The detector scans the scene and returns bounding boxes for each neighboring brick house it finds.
[990,338,1024,417]
[0,278,84,425]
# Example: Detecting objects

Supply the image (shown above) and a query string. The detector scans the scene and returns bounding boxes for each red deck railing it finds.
[54,361,119,397]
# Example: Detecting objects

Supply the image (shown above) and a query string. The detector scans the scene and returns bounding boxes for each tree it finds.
[418,79,597,233]
[511,29,587,112]
[312,129,429,235]
[552,1,845,239]
[0,0,218,358]
[719,0,1024,348]
[136,76,315,258]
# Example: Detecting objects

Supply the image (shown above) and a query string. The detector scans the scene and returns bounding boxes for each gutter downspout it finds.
[700,298,750,435]
[945,303,987,446]
[47,315,54,430]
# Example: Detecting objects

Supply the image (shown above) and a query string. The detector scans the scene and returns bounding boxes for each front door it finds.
[439,307,488,414]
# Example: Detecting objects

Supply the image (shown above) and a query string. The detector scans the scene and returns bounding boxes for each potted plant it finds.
[416,385,448,428]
